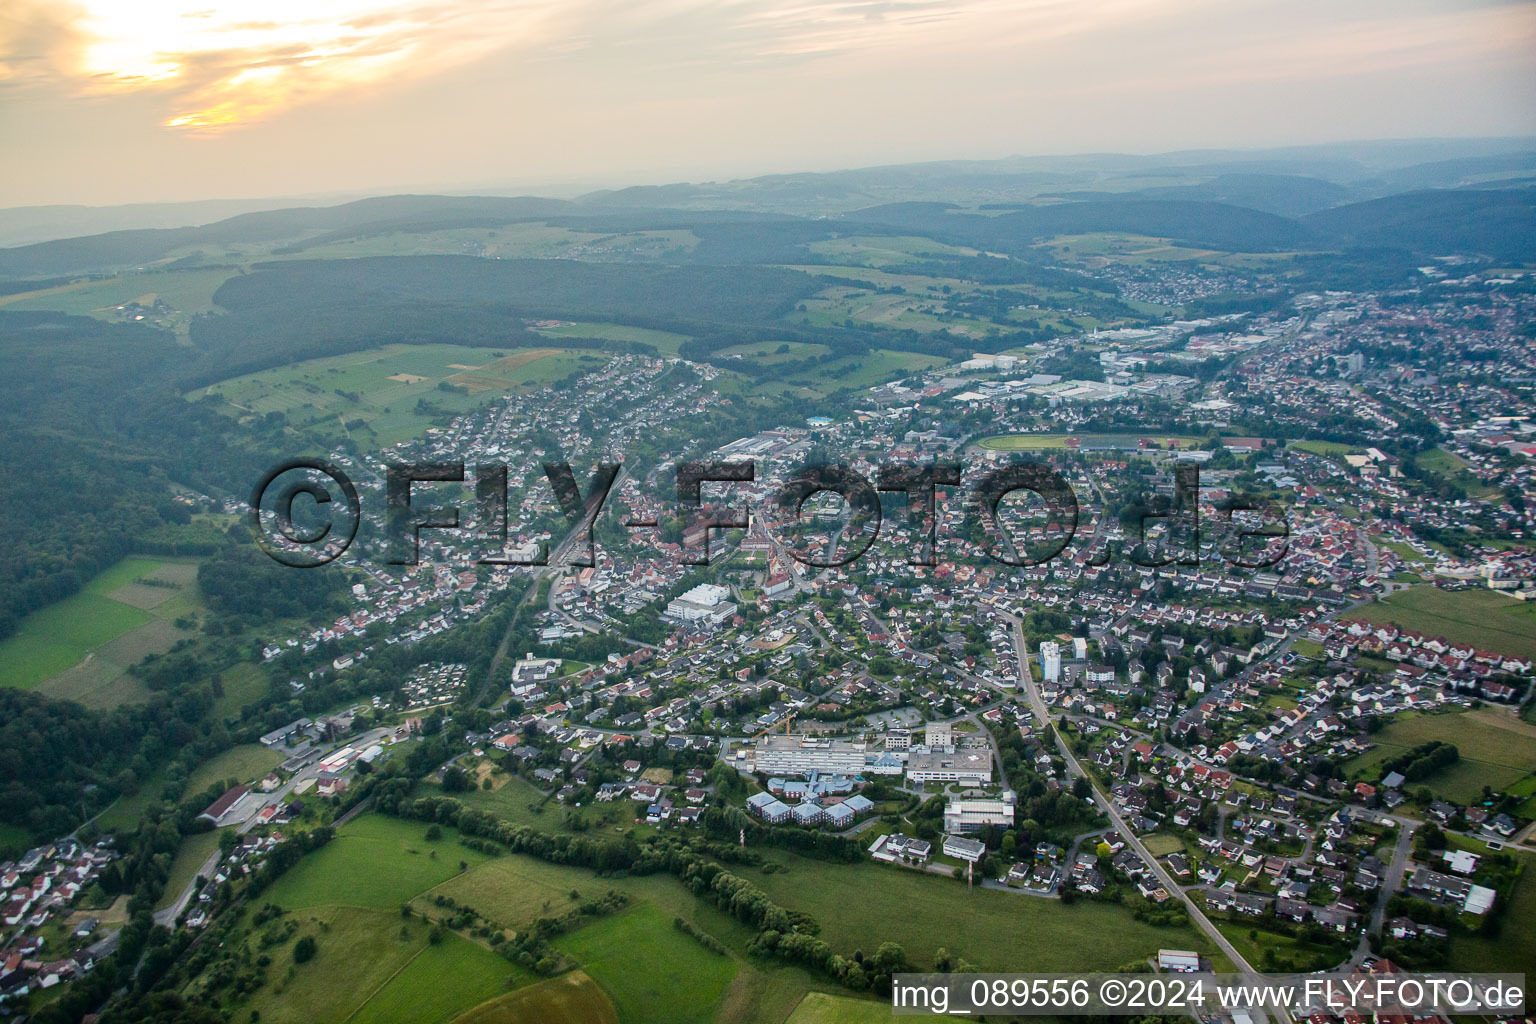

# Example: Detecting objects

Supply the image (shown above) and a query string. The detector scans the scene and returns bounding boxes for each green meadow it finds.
[0,556,202,704]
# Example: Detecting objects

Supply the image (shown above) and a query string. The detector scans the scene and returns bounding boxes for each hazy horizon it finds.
[3,0,1535,208]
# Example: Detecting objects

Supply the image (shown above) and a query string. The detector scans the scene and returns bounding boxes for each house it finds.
[869,833,932,864]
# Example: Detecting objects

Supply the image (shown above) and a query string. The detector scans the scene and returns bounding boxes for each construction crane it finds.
[748,711,796,741]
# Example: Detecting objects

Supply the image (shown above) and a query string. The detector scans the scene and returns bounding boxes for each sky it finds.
[2,0,1535,207]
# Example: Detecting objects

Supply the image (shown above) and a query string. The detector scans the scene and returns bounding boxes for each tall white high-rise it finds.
[1039,641,1062,682]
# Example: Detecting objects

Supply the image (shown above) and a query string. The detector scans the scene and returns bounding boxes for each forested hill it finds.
[3,180,1534,280]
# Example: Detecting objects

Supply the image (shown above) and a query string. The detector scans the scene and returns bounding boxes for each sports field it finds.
[0,556,200,704]
[1345,586,1536,662]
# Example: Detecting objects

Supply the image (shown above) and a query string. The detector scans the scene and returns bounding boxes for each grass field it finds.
[350,929,525,1024]
[554,904,738,1024]
[211,661,270,719]
[265,815,494,912]
[1447,848,1534,974]
[804,235,982,269]
[227,905,525,1024]
[1040,233,1305,272]
[0,823,33,858]
[715,340,832,365]
[0,267,240,342]
[745,850,1215,972]
[534,321,691,357]
[451,971,618,1024]
[272,223,699,265]
[786,991,949,1023]
[1416,448,1502,501]
[186,744,284,793]
[419,774,642,837]
[429,854,762,954]
[1211,918,1345,973]
[155,829,221,912]
[0,556,201,699]
[712,348,946,402]
[1344,709,1536,802]
[978,433,1202,451]
[1141,833,1185,857]
[1289,440,1362,457]
[1345,586,1536,662]
[189,343,608,446]
[204,811,1224,1023]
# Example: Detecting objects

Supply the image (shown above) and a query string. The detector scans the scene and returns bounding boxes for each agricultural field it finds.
[0,556,201,705]
[1346,586,1536,662]
[713,348,947,402]
[188,343,609,446]
[1344,709,1536,803]
[266,222,700,263]
[1038,232,1305,272]
[0,266,241,340]
[804,235,983,268]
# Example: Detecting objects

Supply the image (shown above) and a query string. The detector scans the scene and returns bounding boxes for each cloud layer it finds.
[1,0,1532,204]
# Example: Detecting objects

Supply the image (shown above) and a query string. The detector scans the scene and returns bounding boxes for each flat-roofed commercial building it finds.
[906,749,992,785]
[943,835,987,862]
[944,798,1015,834]
[754,735,866,776]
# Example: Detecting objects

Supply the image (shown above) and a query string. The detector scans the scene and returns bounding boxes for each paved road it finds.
[1002,614,1291,1024]
[151,725,396,926]
[1355,813,1416,965]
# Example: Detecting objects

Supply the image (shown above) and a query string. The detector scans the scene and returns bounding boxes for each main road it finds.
[1002,614,1293,1024]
